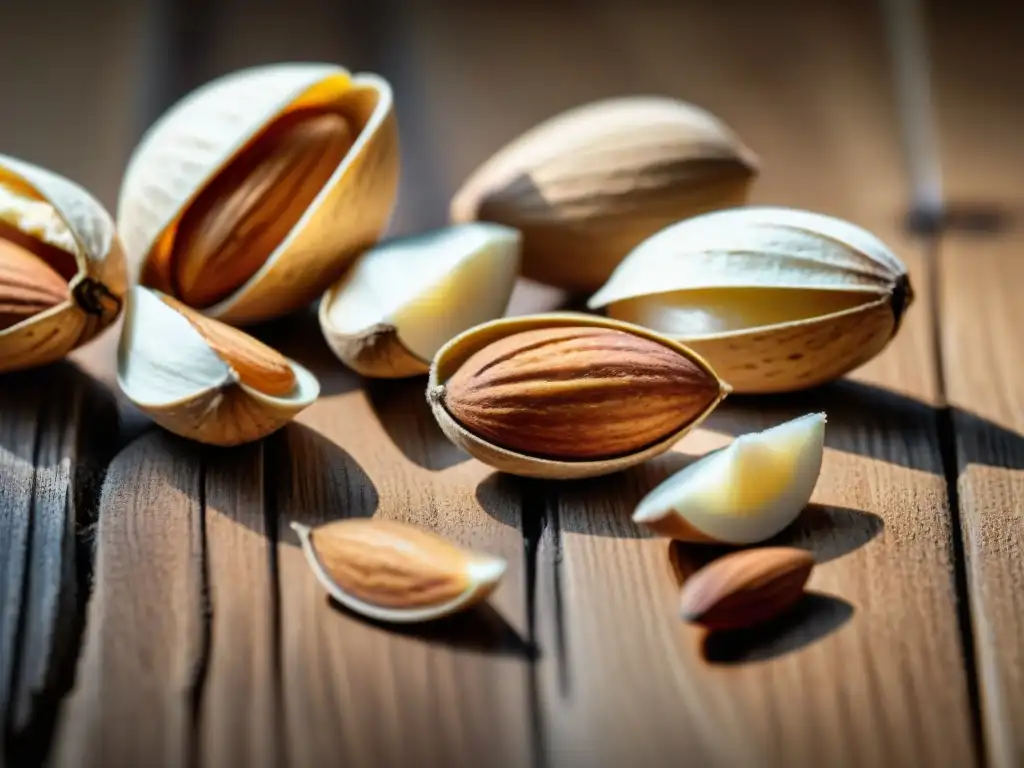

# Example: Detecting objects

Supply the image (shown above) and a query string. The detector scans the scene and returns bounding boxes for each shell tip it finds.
[469,555,508,587]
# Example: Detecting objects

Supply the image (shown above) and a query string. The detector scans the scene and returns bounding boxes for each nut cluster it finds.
[0,64,903,631]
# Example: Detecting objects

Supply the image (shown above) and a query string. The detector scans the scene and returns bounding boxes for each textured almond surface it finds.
[442,326,721,460]
[309,518,476,609]
[169,108,354,308]
[679,547,814,631]
[160,294,296,396]
[0,236,70,330]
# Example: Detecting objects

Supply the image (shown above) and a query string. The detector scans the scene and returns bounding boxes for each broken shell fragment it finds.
[589,207,913,393]
[319,222,521,378]
[291,518,507,623]
[428,313,730,480]
[633,412,826,545]
[117,62,400,326]
[117,285,319,446]
[0,154,127,373]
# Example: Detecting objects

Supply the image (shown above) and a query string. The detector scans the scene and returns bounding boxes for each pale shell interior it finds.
[322,222,521,363]
[634,412,826,544]
[118,285,318,408]
[428,313,729,480]
[0,155,126,372]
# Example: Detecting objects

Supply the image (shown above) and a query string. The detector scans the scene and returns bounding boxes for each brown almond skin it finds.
[160,294,297,396]
[0,236,71,331]
[309,518,475,609]
[441,326,721,461]
[679,547,814,631]
[169,107,354,309]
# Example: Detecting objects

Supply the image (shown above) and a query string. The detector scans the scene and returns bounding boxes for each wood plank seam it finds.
[188,462,213,768]
[262,435,288,766]
[924,233,987,767]
[2,394,42,758]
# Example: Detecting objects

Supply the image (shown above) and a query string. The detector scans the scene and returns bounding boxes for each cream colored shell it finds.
[118,62,399,326]
[319,222,521,378]
[589,206,913,393]
[0,154,127,373]
[450,96,758,293]
[117,286,319,446]
[427,313,730,480]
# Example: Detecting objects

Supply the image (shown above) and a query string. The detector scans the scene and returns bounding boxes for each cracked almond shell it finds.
[0,154,127,373]
[427,313,730,480]
[450,95,758,292]
[319,222,521,378]
[589,206,914,393]
[117,285,319,446]
[117,62,400,326]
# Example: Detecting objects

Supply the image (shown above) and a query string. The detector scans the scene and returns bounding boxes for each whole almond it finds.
[679,546,814,631]
[160,294,296,396]
[292,518,507,622]
[169,108,354,308]
[440,326,722,461]
[0,237,70,330]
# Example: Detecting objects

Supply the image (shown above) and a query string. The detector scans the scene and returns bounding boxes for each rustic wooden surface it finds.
[0,0,1019,766]
[930,4,1024,767]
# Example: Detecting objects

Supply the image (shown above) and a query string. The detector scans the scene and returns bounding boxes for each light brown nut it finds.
[292,518,507,623]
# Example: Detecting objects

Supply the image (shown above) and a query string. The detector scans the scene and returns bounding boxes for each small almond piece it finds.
[440,326,723,461]
[291,518,507,623]
[0,237,70,330]
[169,108,355,308]
[679,547,814,631]
[160,294,296,396]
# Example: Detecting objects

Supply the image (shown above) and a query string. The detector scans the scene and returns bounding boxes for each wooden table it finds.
[1,1,1021,766]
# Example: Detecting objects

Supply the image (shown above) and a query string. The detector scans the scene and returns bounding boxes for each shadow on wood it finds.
[705,379,942,472]
[700,592,854,665]
[706,378,1024,472]
[325,598,538,661]
[250,307,362,397]
[953,407,1024,471]
[365,376,469,472]
[0,361,121,465]
[270,422,378,543]
[474,471,652,539]
[667,503,883,583]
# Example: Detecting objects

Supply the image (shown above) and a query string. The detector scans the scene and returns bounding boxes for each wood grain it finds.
[930,3,1024,765]
[199,3,533,766]
[0,1,147,761]
[268,327,533,767]
[50,432,206,768]
[2,1,1008,766]
[400,1,976,765]
[199,444,280,768]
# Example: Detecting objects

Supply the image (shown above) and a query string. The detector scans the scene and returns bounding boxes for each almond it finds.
[439,326,722,461]
[291,518,507,623]
[679,546,814,631]
[165,108,354,309]
[0,236,70,331]
[159,294,296,396]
